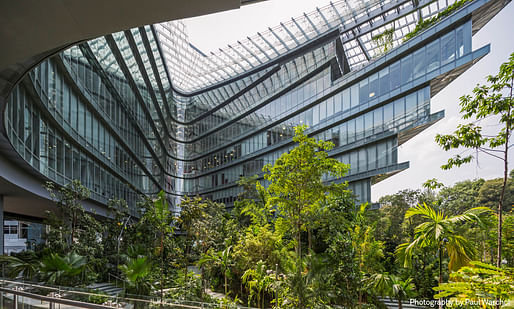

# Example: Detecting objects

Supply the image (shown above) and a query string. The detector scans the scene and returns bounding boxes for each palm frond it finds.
[446,207,491,225]
[446,235,473,271]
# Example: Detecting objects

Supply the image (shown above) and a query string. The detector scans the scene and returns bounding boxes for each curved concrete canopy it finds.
[0,0,241,72]
[0,0,260,101]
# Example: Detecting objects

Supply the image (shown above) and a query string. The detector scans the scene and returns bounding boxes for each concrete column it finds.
[0,195,3,255]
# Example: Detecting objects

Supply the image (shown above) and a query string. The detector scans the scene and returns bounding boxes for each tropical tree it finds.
[119,256,153,296]
[352,203,385,275]
[477,177,514,213]
[389,276,417,309]
[44,180,92,247]
[435,52,514,268]
[438,179,486,215]
[199,246,233,295]
[179,197,226,257]
[368,273,417,309]
[44,180,105,276]
[178,196,208,263]
[140,191,173,301]
[396,203,491,298]
[242,261,274,309]
[102,198,133,279]
[262,125,349,308]
[316,195,361,307]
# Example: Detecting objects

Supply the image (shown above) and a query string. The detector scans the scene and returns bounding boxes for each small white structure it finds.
[4,220,27,254]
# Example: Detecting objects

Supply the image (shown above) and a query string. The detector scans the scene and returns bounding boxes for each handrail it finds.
[0,285,115,309]
[0,278,258,308]
[108,273,125,283]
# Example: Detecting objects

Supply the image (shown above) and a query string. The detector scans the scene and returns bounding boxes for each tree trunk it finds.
[224,270,228,295]
[297,222,303,309]
[398,299,403,309]
[308,227,312,255]
[496,80,511,309]
[161,234,164,304]
[482,232,487,262]
[71,212,76,246]
[497,99,510,269]
[184,235,190,282]
[201,265,205,296]
[262,289,265,309]
[439,245,443,309]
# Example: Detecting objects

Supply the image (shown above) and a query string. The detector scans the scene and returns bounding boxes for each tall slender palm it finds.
[242,261,273,309]
[368,273,416,309]
[198,246,232,295]
[389,276,417,309]
[396,203,490,308]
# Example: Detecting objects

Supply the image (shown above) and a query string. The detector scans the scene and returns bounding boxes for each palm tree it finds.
[368,273,417,309]
[198,246,232,295]
[389,276,416,309]
[396,203,490,308]
[242,261,273,309]
[367,272,391,297]
[39,252,88,286]
[0,252,39,280]
[119,256,153,296]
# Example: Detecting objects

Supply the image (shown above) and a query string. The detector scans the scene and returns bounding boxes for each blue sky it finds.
[183,0,514,201]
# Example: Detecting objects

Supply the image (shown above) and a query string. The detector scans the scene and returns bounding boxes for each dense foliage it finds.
[2,56,514,306]
[404,0,471,41]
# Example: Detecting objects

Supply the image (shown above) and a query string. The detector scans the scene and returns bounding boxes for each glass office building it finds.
[1,0,508,215]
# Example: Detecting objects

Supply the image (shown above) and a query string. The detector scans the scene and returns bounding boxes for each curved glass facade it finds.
[1,0,504,214]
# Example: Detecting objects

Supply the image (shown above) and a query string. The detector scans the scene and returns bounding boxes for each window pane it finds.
[342,88,350,111]
[355,116,364,141]
[426,40,440,72]
[365,112,373,137]
[384,103,394,129]
[351,84,359,109]
[359,79,369,104]
[394,98,405,127]
[369,73,378,100]
[320,100,326,121]
[379,67,389,96]
[313,105,319,125]
[367,145,377,170]
[441,31,455,65]
[373,107,383,134]
[347,119,355,143]
[334,93,342,113]
[340,122,347,145]
[390,61,401,90]
[327,96,334,115]
[358,149,366,172]
[413,48,425,79]
[378,142,387,168]
[401,54,413,84]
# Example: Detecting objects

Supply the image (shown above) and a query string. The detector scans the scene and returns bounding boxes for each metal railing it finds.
[0,278,256,309]
[107,273,126,294]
